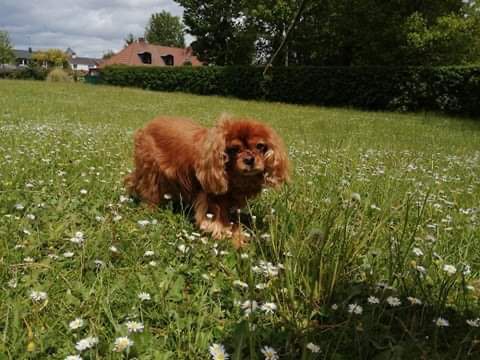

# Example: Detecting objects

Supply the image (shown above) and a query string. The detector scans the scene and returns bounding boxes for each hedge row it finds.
[98,65,480,116]
[0,66,48,80]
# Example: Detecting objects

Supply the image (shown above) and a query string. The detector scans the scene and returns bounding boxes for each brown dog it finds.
[125,115,289,247]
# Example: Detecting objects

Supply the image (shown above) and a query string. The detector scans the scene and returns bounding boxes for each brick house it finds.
[100,38,202,67]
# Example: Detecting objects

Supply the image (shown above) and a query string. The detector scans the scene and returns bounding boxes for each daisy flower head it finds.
[113,336,133,352]
[367,296,380,304]
[241,300,258,315]
[412,247,424,257]
[386,296,401,307]
[260,302,277,314]
[138,292,151,301]
[233,280,249,289]
[434,317,449,327]
[70,231,85,245]
[261,345,279,360]
[69,318,85,330]
[30,290,48,302]
[75,336,99,352]
[348,303,363,315]
[209,343,229,360]
[407,296,422,305]
[443,264,457,275]
[125,320,144,333]
[306,342,321,353]
[64,355,82,360]
[466,318,480,327]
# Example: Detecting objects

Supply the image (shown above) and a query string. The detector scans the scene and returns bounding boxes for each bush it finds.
[0,65,48,80]
[46,68,71,82]
[99,65,480,117]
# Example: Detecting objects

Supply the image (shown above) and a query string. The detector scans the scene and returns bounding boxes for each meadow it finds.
[0,79,480,359]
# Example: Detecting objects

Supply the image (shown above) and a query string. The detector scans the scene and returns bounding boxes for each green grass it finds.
[1,79,480,359]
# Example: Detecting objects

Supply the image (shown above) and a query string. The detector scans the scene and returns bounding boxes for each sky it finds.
[0,0,190,59]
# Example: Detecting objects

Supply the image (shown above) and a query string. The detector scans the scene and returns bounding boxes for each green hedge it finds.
[99,65,480,116]
[0,65,48,80]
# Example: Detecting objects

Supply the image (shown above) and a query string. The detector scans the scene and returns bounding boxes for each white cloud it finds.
[0,0,188,58]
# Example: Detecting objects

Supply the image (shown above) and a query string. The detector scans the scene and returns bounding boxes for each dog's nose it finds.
[243,156,254,166]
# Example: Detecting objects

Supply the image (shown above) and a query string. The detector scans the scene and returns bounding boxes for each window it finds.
[161,54,174,66]
[138,52,152,64]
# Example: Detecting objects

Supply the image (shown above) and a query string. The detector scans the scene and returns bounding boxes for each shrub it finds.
[0,65,48,80]
[99,65,480,117]
[46,68,71,82]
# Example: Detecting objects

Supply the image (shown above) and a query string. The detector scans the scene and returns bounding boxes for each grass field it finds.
[1,79,480,359]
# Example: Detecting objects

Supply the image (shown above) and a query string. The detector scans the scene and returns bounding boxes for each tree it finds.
[175,0,256,65]
[32,49,69,68]
[0,30,15,68]
[102,50,115,59]
[124,33,136,48]
[145,11,185,48]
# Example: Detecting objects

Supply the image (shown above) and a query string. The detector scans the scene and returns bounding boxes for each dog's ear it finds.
[195,119,229,194]
[264,127,290,188]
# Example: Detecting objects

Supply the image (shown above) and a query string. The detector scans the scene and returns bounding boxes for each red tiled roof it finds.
[100,41,202,67]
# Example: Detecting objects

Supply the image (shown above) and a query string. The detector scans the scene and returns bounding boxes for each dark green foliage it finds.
[0,64,48,80]
[99,65,480,116]
[145,11,185,48]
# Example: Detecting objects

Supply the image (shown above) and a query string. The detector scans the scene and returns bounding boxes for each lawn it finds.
[1,79,480,359]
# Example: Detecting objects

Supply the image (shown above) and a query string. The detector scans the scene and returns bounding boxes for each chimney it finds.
[28,47,32,53]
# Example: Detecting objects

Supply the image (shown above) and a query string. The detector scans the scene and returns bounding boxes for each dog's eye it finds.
[226,147,240,157]
[256,143,267,152]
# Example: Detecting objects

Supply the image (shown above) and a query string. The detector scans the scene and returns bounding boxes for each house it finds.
[100,38,202,67]
[13,48,34,66]
[66,48,101,72]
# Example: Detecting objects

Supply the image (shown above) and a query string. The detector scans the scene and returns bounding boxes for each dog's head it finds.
[196,115,290,194]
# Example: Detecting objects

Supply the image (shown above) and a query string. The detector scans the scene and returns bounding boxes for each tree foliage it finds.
[145,11,185,48]
[175,0,480,66]
[0,30,15,66]
[32,49,69,68]
[124,33,136,48]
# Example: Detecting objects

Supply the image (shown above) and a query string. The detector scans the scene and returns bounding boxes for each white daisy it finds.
[407,296,422,305]
[241,300,258,315]
[306,342,320,353]
[386,296,401,307]
[138,292,151,301]
[233,280,249,289]
[80,189,88,195]
[113,336,133,352]
[64,355,82,360]
[63,251,74,258]
[125,321,144,333]
[466,318,480,327]
[75,336,99,351]
[137,220,150,227]
[443,264,457,275]
[367,296,380,304]
[347,303,363,315]
[69,318,85,330]
[260,302,277,314]
[30,290,48,302]
[144,250,155,257]
[261,345,279,360]
[412,247,424,257]
[209,343,229,360]
[434,317,449,327]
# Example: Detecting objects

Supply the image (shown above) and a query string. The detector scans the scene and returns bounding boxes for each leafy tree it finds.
[175,0,256,65]
[32,49,69,68]
[124,33,136,47]
[102,50,115,59]
[145,11,185,48]
[0,30,15,67]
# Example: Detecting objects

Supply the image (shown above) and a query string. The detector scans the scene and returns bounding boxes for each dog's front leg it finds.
[193,192,233,240]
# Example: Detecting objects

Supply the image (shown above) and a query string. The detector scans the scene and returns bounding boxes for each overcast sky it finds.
[1,0,189,58]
